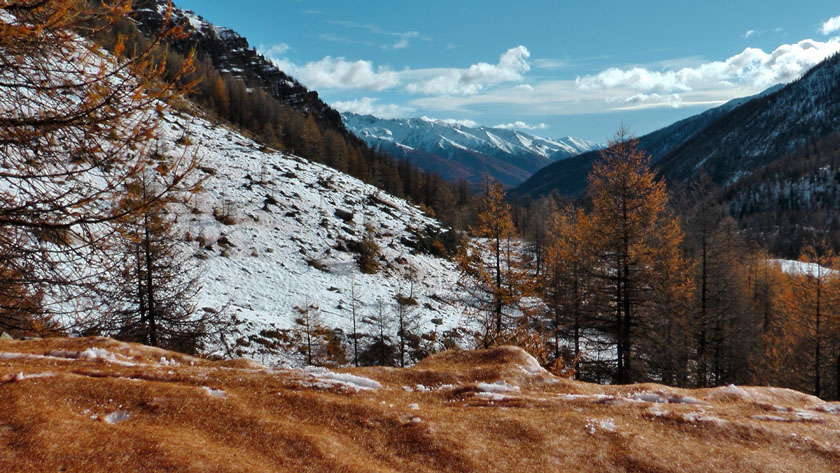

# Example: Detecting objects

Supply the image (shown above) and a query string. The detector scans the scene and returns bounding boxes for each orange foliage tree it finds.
[457,179,534,349]
[0,1,196,332]
[581,129,690,384]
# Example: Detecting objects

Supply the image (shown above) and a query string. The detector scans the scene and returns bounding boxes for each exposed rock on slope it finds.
[1,338,839,473]
[153,110,469,365]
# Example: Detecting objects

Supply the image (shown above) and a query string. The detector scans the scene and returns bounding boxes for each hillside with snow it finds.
[343,113,599,187]
[153,110,472,365]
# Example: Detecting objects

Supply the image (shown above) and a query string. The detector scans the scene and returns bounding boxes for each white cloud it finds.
[328,20,426,50]
[267,46,530,96]
[270,56,400,91]
[259,43,290,58]
[821,14,840,35]
[404,46,531,95]
[576,38,840,94]
[621,93,684,109]
[494,120,548,130]
[422,117,480,128]
[389,31,419,50]
[744,29,755,39]
[533,58,567,70]
[331,97,414,118]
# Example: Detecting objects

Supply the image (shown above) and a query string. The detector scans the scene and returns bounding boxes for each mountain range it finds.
[342,113,599,187]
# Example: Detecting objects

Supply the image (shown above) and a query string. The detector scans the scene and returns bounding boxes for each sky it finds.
[173,1,840,142]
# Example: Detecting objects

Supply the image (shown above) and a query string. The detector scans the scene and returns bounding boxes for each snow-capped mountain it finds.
[342,113,599,187]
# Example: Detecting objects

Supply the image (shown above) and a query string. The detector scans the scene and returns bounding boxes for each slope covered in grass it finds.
[1,337,839,472]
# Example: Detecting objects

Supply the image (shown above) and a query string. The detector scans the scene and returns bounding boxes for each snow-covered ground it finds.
[153,112,472,365]
[771,259,837,278]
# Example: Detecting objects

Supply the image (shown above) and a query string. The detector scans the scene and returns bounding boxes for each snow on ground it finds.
[771,259,837,278]
[149,111,472,365]
[300,366,382,391]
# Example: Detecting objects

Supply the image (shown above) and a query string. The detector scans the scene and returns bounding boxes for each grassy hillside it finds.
[1,338,839,472]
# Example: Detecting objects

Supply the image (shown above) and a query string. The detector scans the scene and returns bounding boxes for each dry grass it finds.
[1,338,839,472]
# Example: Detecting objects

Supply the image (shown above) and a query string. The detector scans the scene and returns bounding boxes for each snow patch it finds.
[103,411,130,424]
[202,386,226,398]
[302,367,381,391]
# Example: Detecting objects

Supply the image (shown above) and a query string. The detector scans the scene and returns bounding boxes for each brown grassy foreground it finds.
[1,338,839,472]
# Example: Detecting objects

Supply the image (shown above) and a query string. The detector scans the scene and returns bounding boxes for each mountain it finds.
[131,0,343,131]
[3,339,840,472]
[655,53,840,185]
[343,113,599,187]
[514,85,784,198]
[0,6,472,366]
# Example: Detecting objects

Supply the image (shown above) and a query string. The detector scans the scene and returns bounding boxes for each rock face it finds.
[2,337,840,473]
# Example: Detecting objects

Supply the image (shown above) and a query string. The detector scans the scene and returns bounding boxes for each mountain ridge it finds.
[514,84,785,198]
[343,113,599,187]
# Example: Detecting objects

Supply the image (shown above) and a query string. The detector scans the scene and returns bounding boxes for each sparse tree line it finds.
[461,130,840,400]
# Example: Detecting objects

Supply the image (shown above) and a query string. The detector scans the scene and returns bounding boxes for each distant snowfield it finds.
[154,111,472,365]
[771,259,837,278]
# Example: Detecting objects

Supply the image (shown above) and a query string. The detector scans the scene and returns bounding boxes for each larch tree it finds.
[456,179,533,349]
[582,128,686,384]
[540,205,590,376]
[680,175,752,386]
[0,0,195,330]
[777,239,839,397]
[108,168,214,353]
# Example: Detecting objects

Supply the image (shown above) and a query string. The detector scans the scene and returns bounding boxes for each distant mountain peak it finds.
[342,112,599,187]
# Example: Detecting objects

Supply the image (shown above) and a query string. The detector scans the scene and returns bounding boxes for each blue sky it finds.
[174,1,840,141]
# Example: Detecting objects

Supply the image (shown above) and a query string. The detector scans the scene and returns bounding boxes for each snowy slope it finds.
[153,112,471,365]
[0,7,471,367]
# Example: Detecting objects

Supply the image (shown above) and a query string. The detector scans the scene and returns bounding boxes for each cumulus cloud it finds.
[494,121,548,130]
[744,29,756,39]
[821,14,840,35]
[267,46,530,96]
[259,43,290,58]
[331,97,414,118]
[404,46,531,95]
[577,38,840,93]
[270,56,400,91]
